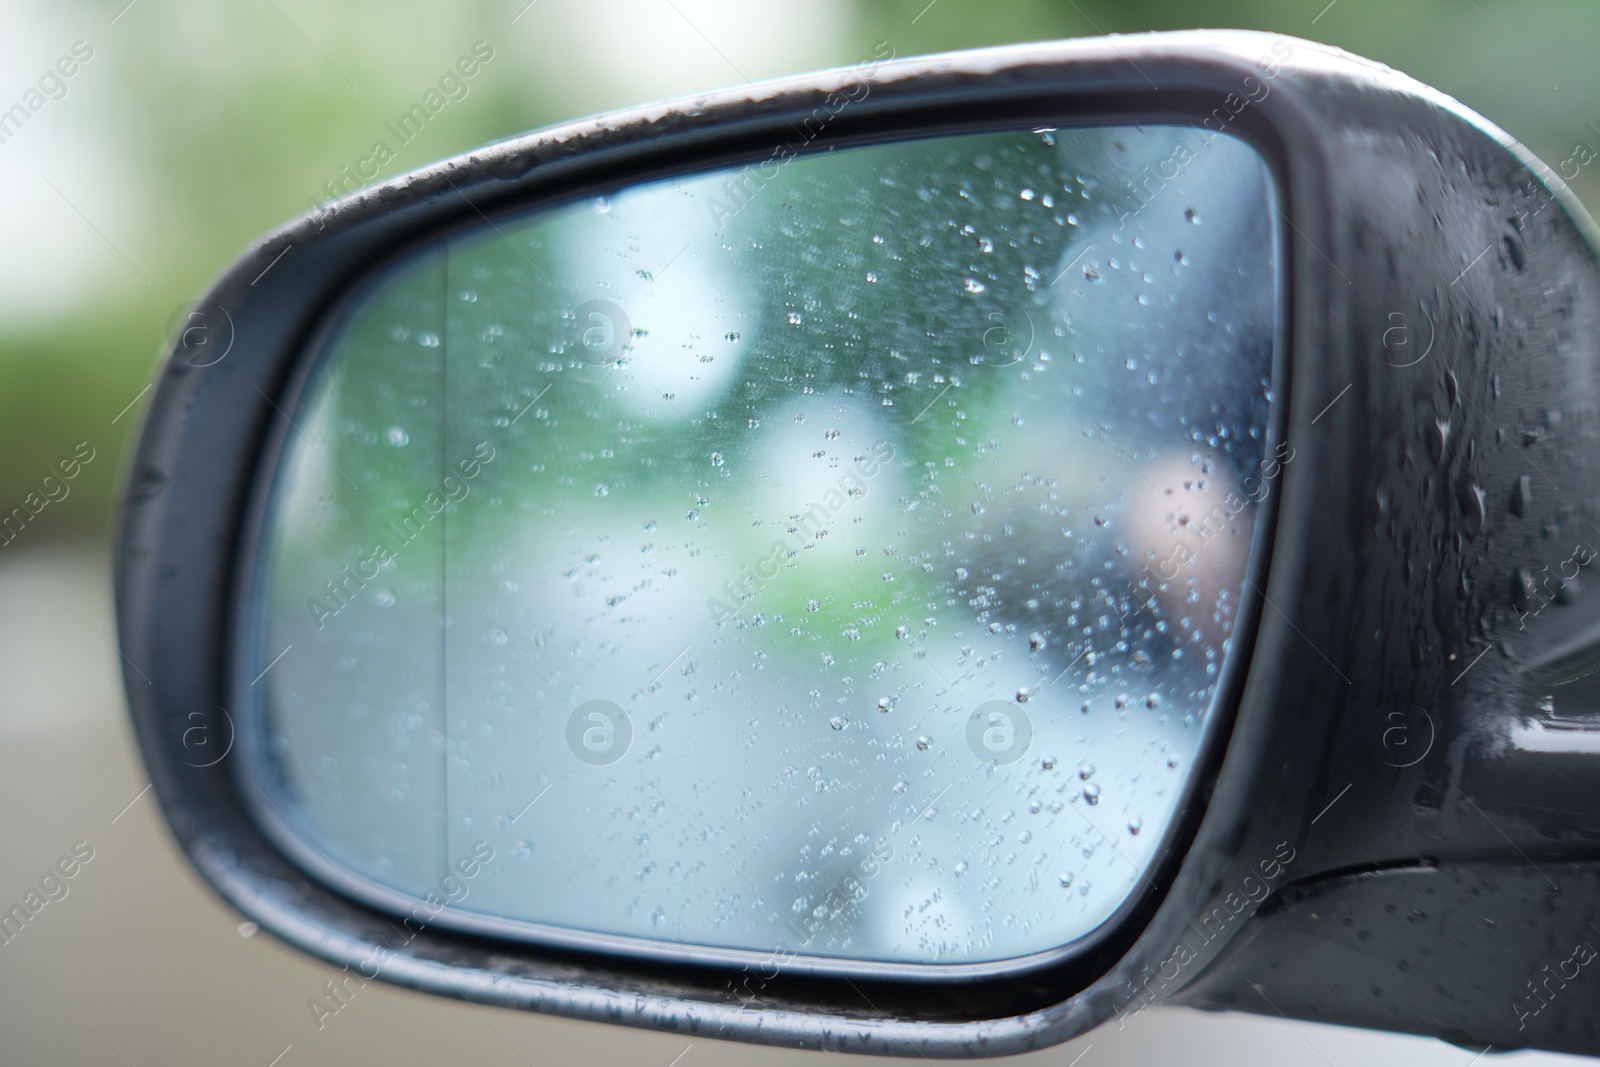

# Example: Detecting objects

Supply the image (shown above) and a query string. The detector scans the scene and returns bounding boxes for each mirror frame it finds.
[116,30,1600,1057]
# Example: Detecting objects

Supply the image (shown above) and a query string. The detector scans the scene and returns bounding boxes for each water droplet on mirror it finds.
[1128,817,1143,835]
[1082,782,1101,805]
[1057,872,1073,888]
[385,426,409,446]
[1029,632,1046,651]
[916,735,932,751]
[830,716,846,731]
[963,278,987,293]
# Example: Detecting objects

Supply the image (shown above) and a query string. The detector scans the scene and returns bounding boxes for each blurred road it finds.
[0,545,1585,1065]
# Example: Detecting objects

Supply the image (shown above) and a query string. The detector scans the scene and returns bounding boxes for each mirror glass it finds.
[242,124,1280,971]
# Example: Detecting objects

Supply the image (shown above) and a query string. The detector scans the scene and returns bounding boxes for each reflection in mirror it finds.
[244,124,1280,970]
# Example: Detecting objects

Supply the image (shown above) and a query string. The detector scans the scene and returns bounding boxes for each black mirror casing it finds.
[114,30,1600,1057]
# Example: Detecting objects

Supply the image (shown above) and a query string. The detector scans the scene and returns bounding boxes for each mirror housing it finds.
[115,30,1600,1057]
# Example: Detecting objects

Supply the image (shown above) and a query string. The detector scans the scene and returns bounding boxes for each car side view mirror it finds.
[115,30,1600,1058]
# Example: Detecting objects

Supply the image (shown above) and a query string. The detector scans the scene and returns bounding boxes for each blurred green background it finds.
[3,0,1598,547]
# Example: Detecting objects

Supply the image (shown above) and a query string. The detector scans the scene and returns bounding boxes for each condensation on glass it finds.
[242,125,1281,971]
